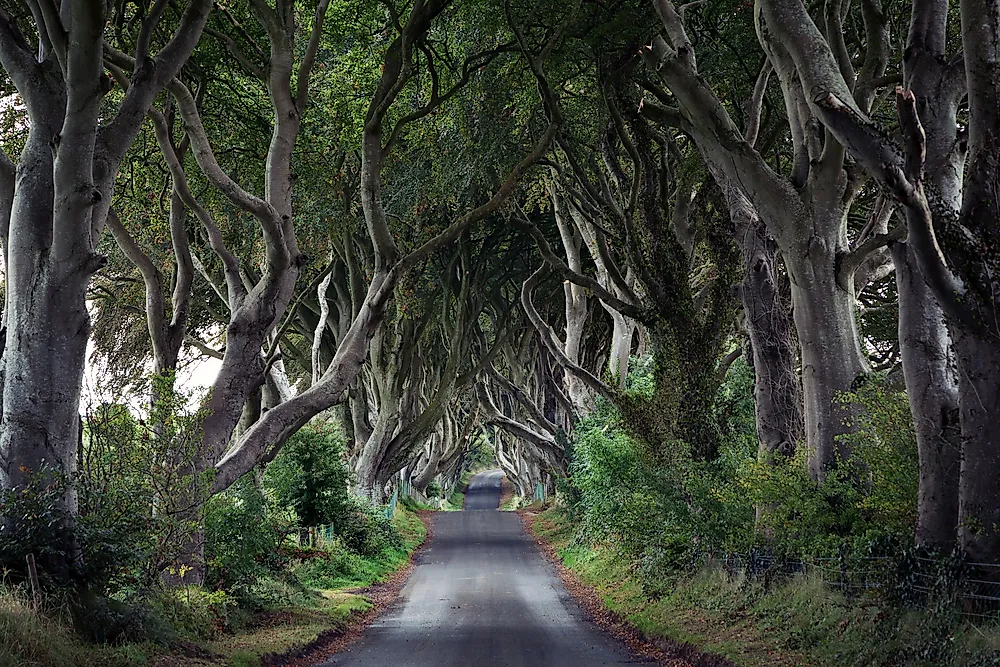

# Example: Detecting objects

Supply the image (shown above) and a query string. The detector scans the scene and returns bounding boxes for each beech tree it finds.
[639,0,950,484]
[0,2,210,572]
[79,0,561,578]
[751,0,998,559]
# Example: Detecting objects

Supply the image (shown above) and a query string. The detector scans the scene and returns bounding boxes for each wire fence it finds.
[712,550,1000,623]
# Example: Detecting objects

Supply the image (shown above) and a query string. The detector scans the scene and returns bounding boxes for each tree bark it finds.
[784,225,869,476]
[727,186,802,459]
[892,242,961,550]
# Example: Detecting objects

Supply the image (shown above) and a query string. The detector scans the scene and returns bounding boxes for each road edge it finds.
[519,510,738,667]
[261,511,436,667]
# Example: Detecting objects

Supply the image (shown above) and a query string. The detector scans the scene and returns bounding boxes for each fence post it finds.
[385,488,398,519]
[25,554,41,611]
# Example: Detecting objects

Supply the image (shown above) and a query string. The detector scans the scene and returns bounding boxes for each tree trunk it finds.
[607,310,633,387]
[892,242,962,550]
[354,388,399,502]
[411,443,441,494]
[955,329,1000,562]
[784,228,869,478]
[553,188,594,413]
[737,212,802,459]
[0,136,92,575]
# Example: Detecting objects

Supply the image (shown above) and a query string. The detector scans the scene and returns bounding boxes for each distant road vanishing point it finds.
[317,469,644,666]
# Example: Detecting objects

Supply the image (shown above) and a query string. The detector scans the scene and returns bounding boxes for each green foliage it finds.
[839,376,920,536]
[292,506,422,591]
[534,506,1000,667]
[264,420,351,529]
[564,360,922,593]
[334,496,403,559]
[0,381,207,600]
[463,434,498,473]
[78,383,210,596]
[149,587,239,641]
[566,359,758,587]
[204,477,290,600]
[740,375,918,557]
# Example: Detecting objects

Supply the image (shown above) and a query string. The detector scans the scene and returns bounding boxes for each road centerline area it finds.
[317,470,644,666]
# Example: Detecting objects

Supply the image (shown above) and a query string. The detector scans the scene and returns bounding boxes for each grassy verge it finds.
[498,475,520,511]
[528,505,1000,667]
[0,507,427,667]
[441,469,480,511]
[500,495,526,511]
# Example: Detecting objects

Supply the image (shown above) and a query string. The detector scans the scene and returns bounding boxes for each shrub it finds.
[566,357,758,580]
[740,373,918,558]
[264,420,351,530]
[149,587,238,640]
[204,476,290,599]
[336,496,402,559]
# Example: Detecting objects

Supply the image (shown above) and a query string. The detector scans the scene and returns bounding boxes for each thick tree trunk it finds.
[410,446,440,495]
[784,229,868,478]
[0,134,94,575]
[717,172,803,459]
[892,242,962,550]
[354,388,399,502]
[0,257,90,510]
[955,328,1000,562]
[738,215,802,459]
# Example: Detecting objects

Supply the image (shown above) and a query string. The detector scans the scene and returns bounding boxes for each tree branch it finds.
[295,0,332,110]
[520,264,616,400]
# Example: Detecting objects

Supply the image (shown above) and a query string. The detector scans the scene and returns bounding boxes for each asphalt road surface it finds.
[318,469,643,666]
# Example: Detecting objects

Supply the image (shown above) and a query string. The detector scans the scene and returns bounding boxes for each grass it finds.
[529,505,1000,667]
[294,506,426,590]
[499,495,522,511]
[441,470,478,511]
[204,592,372,666]
[0,585,163,667]
[0,506,427,667]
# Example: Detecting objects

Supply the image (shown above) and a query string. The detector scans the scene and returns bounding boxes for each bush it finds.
[566,358,758,580]
[264,420,351,530]
[204,476,290,599]
[0,394,207,598]
[149,587,239,640]
[562,359,923,586]
[337,496,402,559]
[741,373,918,558]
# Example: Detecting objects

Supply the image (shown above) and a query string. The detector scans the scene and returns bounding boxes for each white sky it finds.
[82,338,223,415]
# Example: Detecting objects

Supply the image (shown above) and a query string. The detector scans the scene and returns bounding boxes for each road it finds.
[318,469,644,666]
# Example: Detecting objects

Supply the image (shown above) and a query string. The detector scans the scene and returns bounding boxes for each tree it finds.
[641,0,882,478]
[753,0,998,558]
[0,1,210,575]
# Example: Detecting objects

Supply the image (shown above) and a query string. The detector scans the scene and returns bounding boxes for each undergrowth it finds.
[0,504,425,667]
[531,505,1000,666]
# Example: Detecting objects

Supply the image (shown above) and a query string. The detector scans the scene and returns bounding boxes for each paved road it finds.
[319,469,643,666]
